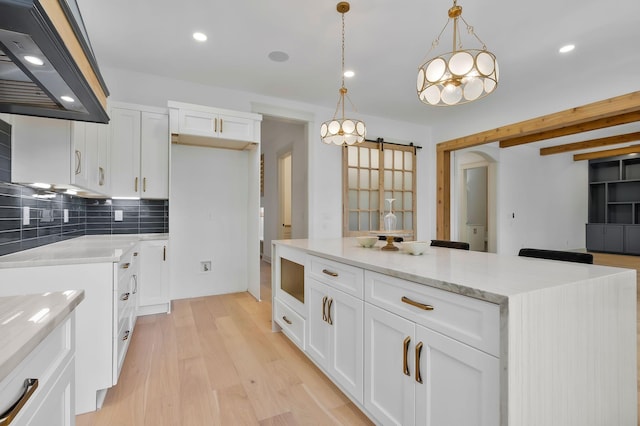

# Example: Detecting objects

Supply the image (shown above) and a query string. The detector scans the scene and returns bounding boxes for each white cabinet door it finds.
[217,113,254,142]
[25,358,75,426]
[138,240,170,315]
[140,111,169,199]
[415,325,499,426]
[307,278,364,403]
[327,285,363,402]
[110,107,141,198]
[364,303,416,426]
[306,278,331,369]
[177,108,254,142]
[11,115,72,185]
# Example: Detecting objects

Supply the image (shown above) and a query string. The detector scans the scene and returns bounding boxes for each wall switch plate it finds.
[63,209,69,223]
[23,206,30,225]
[114,210,123,221]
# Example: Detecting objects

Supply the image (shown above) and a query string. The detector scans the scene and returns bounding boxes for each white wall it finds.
[457,144,588,255]
[169,144,249,299]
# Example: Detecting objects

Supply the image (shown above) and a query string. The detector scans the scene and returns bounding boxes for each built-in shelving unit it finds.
[586,155,640,255]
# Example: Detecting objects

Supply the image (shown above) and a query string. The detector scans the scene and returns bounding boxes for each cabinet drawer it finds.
[0,317,73,421]
[365,271,500,356]
[274,299,305,350]
[308,255,364,298]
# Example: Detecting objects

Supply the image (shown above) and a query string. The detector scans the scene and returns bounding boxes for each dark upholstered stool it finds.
[518,248,593,264]
[430,240,470,250]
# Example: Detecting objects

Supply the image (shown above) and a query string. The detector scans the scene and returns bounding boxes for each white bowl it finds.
[356,236,378,248]
[404,241,428,255]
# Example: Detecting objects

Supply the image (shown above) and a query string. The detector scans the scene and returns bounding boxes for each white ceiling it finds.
[76,0,640,148]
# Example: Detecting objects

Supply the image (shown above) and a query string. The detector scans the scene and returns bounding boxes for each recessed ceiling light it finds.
[24,55,44,66]
[344,70,355,78]
[559,44,575,54]
[60,95,75,103]
[193,32,207,42]
[268,51,289,62]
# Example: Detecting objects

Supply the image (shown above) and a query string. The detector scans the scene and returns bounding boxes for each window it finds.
[343,141,417,238]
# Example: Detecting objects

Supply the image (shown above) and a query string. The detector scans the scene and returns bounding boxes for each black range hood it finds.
[0,0,109,123]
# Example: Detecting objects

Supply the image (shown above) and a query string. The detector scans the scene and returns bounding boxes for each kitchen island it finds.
[272,238,637,426]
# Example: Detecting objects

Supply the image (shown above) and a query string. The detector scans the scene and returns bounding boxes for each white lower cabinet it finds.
[306,278,364,403]
[0,315,75,426]
[364,303,499,426]
[138,240,170,316]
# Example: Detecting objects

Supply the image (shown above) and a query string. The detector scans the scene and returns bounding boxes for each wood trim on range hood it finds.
[0,0,109,123]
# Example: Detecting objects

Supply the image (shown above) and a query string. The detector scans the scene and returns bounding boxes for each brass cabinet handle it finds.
[122,330,130,341]
[282,316,292,325]
[322,296,328,322]
[401,296,434,311]
[0,378,38,424]
[122,262,130,269]
[415,342,424,384]
[163,246,167,261]
[120,292,130,301]
[220,118,223,133]
[143,177,147,192]
[132,275,138,294]
[322,269,338,277]
[214,118,217,133]
[327,298,333,325]
[99,167,105,186]
[75,150,81,175]
[134,177,139,192]
[403,336,411,376]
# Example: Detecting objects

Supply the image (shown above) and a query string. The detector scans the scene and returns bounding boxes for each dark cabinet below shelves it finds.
[586,224,624,253]
[624,226,640,255]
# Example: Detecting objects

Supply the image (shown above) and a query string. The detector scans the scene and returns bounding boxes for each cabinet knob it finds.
[120,292,130,301]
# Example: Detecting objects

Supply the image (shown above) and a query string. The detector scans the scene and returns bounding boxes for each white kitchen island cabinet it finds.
[271,238,637,426]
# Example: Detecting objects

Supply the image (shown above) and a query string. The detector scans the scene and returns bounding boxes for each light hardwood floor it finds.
[76,261,373,426]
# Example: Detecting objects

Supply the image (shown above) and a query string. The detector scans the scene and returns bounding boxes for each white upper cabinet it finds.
[110,103,169,199]
[168,100,261,150]
[10,114,109,196]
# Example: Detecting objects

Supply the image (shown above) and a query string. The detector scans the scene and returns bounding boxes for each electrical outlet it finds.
[200,261,211,272]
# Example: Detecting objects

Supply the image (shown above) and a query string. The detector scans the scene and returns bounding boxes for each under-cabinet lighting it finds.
[60,95,75,103]
[111,197,140,200]
[65,189,77,195]
[31,182,51,189]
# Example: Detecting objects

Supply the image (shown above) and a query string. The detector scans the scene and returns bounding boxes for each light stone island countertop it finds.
[0,290,84,382]
[273,238,635,304]
[0,234,168,269]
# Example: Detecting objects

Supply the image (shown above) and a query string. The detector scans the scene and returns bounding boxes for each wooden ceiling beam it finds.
[573,144,640,161]
[499,111,640,148]
[436,91,640,152]
[540,131,640,156]
[436,91,640,240]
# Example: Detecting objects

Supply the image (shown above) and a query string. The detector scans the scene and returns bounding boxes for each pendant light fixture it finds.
[320,2,366,146]
[417,0,498,106]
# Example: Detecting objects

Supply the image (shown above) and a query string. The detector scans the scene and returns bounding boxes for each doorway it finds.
[278,151,292,240]
[456,151,497,252]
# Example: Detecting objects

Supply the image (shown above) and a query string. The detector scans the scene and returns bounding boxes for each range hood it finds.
[0,0,109,123]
